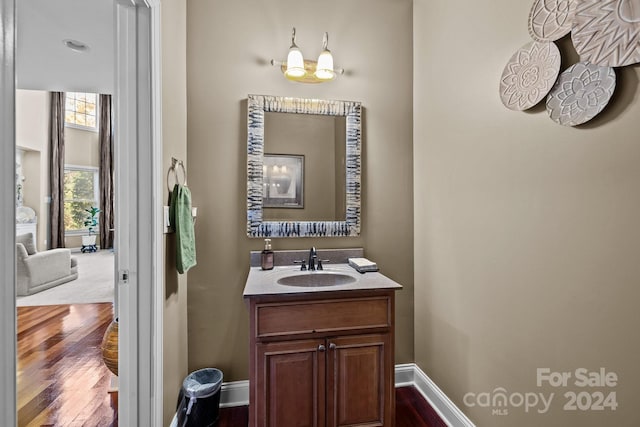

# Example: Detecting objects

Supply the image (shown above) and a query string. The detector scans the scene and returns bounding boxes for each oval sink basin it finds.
[277,272,357,287]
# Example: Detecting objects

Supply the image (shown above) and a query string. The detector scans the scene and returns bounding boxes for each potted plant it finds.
[81,206,100,251]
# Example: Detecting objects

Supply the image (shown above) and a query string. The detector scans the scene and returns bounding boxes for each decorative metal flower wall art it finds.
[529,0,576,42]
[546,62,617,126]
[500,41,561,110]
[500,0,638,126]
[572,0,640,67]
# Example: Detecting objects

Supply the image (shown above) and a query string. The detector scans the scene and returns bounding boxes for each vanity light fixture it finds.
[271,27,344,84]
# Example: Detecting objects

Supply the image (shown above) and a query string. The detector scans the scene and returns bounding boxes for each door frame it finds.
[0,0,164,425]
[0,0,17,424]
[115,1,163,425]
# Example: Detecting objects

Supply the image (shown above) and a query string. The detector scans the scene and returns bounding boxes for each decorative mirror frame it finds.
[247,94,362,237]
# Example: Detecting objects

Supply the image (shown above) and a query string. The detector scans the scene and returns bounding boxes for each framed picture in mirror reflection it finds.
[263,154,304,208]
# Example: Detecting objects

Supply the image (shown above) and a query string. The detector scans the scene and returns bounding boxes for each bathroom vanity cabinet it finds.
[247,290,396,427]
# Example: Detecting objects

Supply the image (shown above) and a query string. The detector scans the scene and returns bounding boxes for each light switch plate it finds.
[163,206,197,234]
[163,206,171,234]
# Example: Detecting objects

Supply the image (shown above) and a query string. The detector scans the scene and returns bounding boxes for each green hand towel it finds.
[170,184,196,274]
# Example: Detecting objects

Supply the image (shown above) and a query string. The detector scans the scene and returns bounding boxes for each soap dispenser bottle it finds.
[261,239,274,270]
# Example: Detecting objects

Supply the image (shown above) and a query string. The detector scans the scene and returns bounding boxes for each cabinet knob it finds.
[318,344,326,352]
[329,343,337,350]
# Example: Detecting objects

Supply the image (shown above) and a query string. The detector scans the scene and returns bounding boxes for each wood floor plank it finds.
[24,408,56,427]
[17,303,116,427]
[395,386,449,427]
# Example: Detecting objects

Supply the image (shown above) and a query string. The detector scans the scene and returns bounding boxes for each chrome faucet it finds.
[308,247,318,271]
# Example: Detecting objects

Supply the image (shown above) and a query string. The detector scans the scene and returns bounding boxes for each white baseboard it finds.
[396,363,476,427]
[171,364,474,427]
[394,362,416,387]
[219,380,249,408]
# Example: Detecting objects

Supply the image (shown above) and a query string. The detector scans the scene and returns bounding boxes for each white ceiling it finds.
[17,0,115,94]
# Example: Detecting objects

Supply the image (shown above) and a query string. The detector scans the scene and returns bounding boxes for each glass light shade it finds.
[285,47,306,78]
[315,50,335,80]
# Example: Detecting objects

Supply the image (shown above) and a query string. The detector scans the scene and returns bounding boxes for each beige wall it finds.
[187,0,414,381]
[16,90,49,250]
[16,90,49,152]
[162,0,189,424]
[414,1,640,426]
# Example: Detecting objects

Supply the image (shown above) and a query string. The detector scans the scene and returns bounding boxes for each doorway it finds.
[0,0,163,425]
[15,91,117,423]
[15,91,116,307]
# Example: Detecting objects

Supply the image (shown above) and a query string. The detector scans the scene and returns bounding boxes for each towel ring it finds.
[167,157,187,192]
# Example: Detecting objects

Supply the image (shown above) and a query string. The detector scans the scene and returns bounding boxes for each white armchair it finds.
[16,233,78,296]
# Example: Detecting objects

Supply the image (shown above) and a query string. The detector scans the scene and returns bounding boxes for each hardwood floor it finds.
[214,386,447,427]
[395,386,449,427]
[18,303,446,427]
[17,303,116,427]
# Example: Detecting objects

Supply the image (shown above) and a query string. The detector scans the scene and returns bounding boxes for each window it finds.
[65,92,98,131]
[63,166,99,233]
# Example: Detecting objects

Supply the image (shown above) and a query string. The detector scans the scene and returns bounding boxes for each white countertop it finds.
[243,263,402,297]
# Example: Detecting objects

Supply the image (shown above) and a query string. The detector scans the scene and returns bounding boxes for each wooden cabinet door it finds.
[256,339,326,427]
[326,334,392,427]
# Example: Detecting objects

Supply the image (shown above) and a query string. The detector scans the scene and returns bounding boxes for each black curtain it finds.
[49,92,65,248]
[99,94,114,249]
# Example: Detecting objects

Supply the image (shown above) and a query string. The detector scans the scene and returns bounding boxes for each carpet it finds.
[17,250,115,307]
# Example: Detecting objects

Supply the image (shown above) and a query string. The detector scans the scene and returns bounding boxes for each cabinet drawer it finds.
[254,296,391,339]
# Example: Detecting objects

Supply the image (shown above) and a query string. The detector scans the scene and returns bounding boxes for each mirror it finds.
[263,112,346,221]
[247,95,362,237]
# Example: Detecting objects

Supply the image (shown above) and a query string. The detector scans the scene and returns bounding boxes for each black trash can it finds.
[176,368,223,427]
